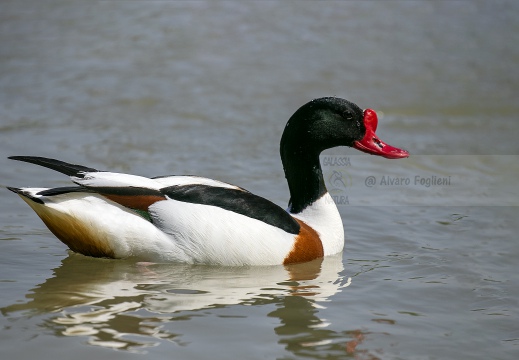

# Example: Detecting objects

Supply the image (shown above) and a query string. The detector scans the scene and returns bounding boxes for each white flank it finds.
[149,197,295,266]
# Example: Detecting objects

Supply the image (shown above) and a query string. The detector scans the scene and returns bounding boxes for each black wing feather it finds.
[8,156,99,178]
[161,184,300,234]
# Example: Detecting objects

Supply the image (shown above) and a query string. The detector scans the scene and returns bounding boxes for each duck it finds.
[7,97,409,266]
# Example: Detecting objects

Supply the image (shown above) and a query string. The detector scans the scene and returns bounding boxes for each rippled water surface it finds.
[1,1,518,359]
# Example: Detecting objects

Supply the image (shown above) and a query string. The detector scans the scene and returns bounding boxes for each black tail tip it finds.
[6,186,21,194]
[6,186,45,204]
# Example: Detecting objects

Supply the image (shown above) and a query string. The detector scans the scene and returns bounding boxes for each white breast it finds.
[291,193,344,256]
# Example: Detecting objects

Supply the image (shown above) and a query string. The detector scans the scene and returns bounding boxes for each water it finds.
[1,1,518,359]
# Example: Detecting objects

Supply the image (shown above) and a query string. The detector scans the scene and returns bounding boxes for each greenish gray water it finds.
[1,1,518,359]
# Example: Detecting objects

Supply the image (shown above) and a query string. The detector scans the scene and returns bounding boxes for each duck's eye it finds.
[343,111,353,121]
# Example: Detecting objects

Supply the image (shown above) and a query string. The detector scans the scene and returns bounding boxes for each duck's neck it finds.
[281,141,327,214]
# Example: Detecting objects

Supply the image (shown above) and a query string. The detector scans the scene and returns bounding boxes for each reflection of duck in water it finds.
[329,170,349,192]
[1,253,350,352]
[1,253,348,315]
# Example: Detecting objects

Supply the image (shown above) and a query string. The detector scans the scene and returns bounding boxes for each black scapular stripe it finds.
[36,185,163,199]
[161,184,300,234]
[37,186,94,197]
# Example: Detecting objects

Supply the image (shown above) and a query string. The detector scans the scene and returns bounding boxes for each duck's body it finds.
[8,97,408,265]
[11,171,342,265]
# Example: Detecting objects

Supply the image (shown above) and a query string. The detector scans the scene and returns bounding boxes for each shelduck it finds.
[7,97,409,265]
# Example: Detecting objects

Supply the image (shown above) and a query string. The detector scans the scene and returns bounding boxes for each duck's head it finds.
[281,97,409,159]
